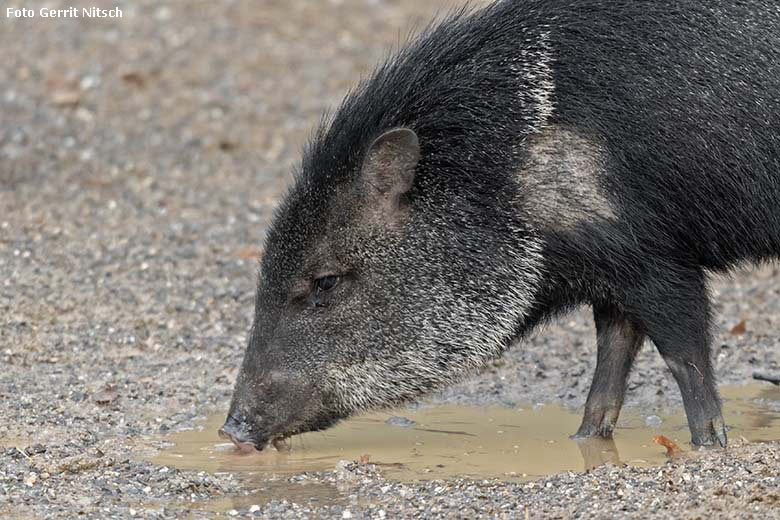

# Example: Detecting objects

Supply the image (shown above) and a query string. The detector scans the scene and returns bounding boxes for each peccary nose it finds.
[218,416,259,453]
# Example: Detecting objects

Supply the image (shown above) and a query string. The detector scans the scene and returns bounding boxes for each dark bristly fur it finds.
[221,1,780,450]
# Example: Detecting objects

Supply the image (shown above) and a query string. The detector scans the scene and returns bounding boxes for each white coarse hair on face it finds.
[321,21,559,416]
[325,231,545,414]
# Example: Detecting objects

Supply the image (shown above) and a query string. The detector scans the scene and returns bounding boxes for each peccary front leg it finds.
[574,303,644,439]
[633,269,727,447]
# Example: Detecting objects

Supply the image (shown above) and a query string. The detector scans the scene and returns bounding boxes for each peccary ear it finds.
[361,128,420,216]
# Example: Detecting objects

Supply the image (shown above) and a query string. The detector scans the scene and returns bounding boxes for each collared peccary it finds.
[219,0,780,450]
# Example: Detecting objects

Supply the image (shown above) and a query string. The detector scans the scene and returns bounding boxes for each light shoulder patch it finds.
[519,125,615,231]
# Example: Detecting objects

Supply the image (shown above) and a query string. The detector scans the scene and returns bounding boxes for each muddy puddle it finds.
[150,384,780,512]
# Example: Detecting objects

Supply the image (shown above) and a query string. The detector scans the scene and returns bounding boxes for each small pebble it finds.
[385,416,416,428]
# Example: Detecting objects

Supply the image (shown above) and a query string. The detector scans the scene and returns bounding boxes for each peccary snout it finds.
[218,414,258,453]
[222,363,341,451]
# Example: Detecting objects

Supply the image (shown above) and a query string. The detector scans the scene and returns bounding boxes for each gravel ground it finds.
[2,1,779,518]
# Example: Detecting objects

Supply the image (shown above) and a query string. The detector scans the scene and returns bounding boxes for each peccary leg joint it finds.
[573,303,643,439]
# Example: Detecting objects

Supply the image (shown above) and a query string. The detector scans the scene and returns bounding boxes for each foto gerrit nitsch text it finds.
[6,7,123,18]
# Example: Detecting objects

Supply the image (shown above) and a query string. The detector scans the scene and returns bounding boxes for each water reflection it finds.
[148,384,780,512]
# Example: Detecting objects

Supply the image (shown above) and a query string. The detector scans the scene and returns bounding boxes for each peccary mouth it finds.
[217,426,294,453]
[217,426,261,453]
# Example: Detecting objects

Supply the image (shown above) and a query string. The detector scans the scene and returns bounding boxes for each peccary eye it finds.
[314,275,341,293]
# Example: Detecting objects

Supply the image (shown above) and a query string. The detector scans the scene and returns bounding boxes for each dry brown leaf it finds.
[653,435,681,457]
[237,246,264,260]
[121,72,146,87]
[730,320,747,335]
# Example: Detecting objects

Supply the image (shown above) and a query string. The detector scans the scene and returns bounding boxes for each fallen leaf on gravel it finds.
[237,246,264,260]
[94,384,119,405]
[730,320,747,335]
[653,435,681,457]
[121,71,146,87]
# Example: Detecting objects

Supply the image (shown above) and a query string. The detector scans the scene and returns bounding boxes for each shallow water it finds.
[151,384,780,511]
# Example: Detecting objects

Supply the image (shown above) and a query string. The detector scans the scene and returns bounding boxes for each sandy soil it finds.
[2,0,779,518]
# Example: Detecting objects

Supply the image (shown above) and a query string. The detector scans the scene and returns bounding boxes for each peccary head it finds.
[220,124,545,450]
[220,6,558,449]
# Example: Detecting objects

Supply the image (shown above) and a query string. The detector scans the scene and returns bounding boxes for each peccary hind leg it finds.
[574,303,644,439]
[634,269,727,447]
